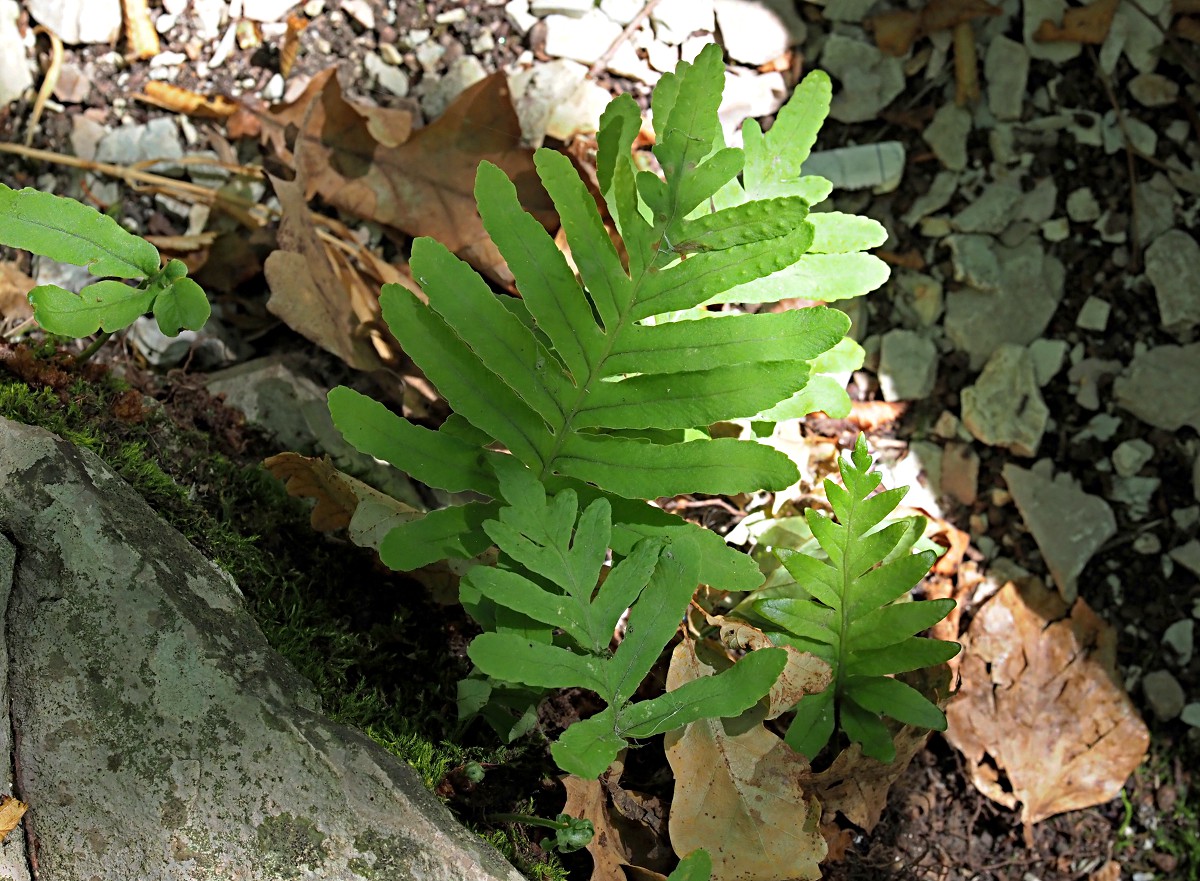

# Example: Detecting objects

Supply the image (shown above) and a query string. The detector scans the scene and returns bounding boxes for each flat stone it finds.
[1113,343,1200,431]
[365,51,410,98]
[0,0,33,105]
[1002,461,1117,602]
[95,116,183,171]
[0,419,523,881]
[1163,620,1194,666]
[942,442,980,506]
[651,0,714,45]
[822,34,905,124]
[944,238,1065,369]
[902,171,959,226]
[504,0,538,34]
[1128,71,1179,107]
[1170,539,1200,578]
[530,0,593,16]
[962,345,1049,458]
[418,56,487,119]
[984,35,1029,121]
[341,0,375,28]
[600,0,643,25]
[1023,0,1082,63]
[1068,357,1122,410]
[1109,475,1159,520]
[1066,187,1101,222]
[878,330,938,402]
[1182,704,1200,728]
[923,103,972,171]
[718,69,786,144]
[1102,110,1157,156]
[1076,296,1111,332]
[1145,230,1200,333]
[893,271,944,327]
[1074,412,1122,443]
[510,59,610,147]
[1112,439,1154,477]
[714,0,805,66]
[1104,0,1168,75]
[26,0,120,43]
[1029,338,1068,386]
[1142,670,1185,721]
[543,9,623,64]
[1133,173,1179,248]
[646,40,678,73]
[952,180,1022,234]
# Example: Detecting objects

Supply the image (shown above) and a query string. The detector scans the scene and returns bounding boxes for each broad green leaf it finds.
[469,632,610,695]
[840,696,895,763]
[670,197,810,253]
[847,550,939,620]
[743,70,832,200]
[468,567,591,649]
[706,252,890,306]
[776,548,839,608]
[607,307,849,375]
[0,183,160,278]
[379,501,500,570]
[755,598,836,646]
[379,284,549,467]
[756,374,851,421]
[412,236,571,425]
[849,599,957,650]
[475,161,602,382]
[652,44,727,218]
[844,675,947,730]
[846,638,961,676]
[556,433,798,499]
[784,684,834,759]
[328,386,499,495]
[609,536,699,704]
[807,211,888,254]
[551,708,625,779]
[575,360,810,430]
[618,646,787,738]
[591,538,663,642]
[596,95,654,266]
[28,281,155,336]
[668,850,713,881]
[153,277,210,336]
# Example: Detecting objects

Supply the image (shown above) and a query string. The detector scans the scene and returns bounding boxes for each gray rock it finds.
[1113,439,1154,477]
[1169,539,1200,578]
[1066,187,1101,222]
[1113,343,1200,431]
[962,345,1049,458]
[543,9,623,64]
[1109,475,1159,521]
[0,0,32,105]
[923,104,972,171]
[530,0,593,16]
[714,0,805,66]
[0,418,523,881]
[504,0,539,34]
[651,0,714,45]
[822,35,905,124]
[893,271,944,327]
[418,56,487,119]
[1017,177,1059,225]
[878,330,938,402]
[1133,173,1180,248]
[944,238,1065,369]
[718,69,787,144]
[509,59,610,147]
[1068,357,1122,410]
[1163,620,1194,666]
[1142,670,1185,721]
[600,0,643,25]
[902,171,958,226]
[1076,296,1111,332]
[95,117,184,173]
[1002,462,1117,603]
[1029,338,1068,386]
[1145,230,1200,333]
[365,51,411,98]
[984,35,1029,121]
[205,356,422,510]
[26,0,120,43]
[1128,71,1179,107]
[1182,703,1200,728]
[952,180,1022,234]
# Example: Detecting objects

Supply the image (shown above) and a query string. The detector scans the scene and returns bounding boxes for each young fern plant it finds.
[0,184,211,360]
[462,457,786,778]
[327,44,886,589]
[749,436,961,763]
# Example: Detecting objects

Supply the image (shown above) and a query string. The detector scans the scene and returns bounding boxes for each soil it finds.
[1,2,1198,880]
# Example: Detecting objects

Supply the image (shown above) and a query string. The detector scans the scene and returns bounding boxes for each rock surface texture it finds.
[0,418,523,881]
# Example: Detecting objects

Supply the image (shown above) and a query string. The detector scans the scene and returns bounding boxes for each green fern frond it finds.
[464,457,786,778]
[752,435,961,763]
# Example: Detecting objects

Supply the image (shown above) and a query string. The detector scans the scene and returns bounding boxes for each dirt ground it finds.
[1,1,1198,880]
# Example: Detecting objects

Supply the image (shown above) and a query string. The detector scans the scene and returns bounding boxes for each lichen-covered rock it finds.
[0,418,523,881]
[961,345,1049,457]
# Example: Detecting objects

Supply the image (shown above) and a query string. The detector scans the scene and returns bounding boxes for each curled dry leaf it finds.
[0,795,27,840]
[664,638,827,881]
[138,82,239,118]
[869,0,1002,56]
[1034,0,1120,44]
[121,0,160,59]
[263,174,386,372]
[943,578,1150,825]
[263,452,419,543]
[258,69,554,285]
[0,260,36,322]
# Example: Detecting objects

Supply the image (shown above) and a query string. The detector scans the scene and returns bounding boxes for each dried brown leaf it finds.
[0,261,35,323]
[943,578,1150,824]
[664,638,827,881]
[138,82,239,118]
[869,0,1001,56]
[121,0,160,59]
[0,795,28,840]
[562,767,673,881]
[1034,0,1120,43]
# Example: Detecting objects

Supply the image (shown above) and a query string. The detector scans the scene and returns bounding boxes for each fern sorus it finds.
[463,457,786,778]
[328,43,888,587]
[749,436,961,763]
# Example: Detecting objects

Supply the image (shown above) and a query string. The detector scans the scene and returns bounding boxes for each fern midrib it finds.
[834,486,862,705]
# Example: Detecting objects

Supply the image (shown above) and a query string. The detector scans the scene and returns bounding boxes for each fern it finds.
[463,457,786,778]
[748,435,961,763]
[328,44,887,586]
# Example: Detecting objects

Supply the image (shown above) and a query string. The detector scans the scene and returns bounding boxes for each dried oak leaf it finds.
[664,638,827,881]
[0,260,35,322]
[943,578,1150,825]
[0,795,27,840]
[561,764,673,881]
[260,68,554,286]
[137,82,238,118]
[1034,0,1120,43]
[264,174,386,373]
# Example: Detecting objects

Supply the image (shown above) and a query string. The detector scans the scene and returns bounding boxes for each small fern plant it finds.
[747,436,961,763]
[463,457,786,778]
[0,183,211,359]
[327,43,888,588]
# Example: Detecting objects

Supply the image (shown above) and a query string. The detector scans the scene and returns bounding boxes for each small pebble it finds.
[1133,533,1161,555]
[1163,619,1194,666]
[435,8,467,24]
[1076,296,1110,331]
